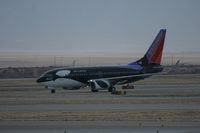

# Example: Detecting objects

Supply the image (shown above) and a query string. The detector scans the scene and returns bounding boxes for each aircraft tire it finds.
[111,87,116,94]
[108,87,112,92]
[51,89,56,93]
[91,89,99,92]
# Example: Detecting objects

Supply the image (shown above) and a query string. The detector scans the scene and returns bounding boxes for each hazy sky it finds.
[0,0,200,54]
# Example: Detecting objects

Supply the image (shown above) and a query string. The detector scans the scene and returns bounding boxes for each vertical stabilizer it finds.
[129,29,166,66]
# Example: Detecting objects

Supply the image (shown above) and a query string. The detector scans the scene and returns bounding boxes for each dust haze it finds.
[0,51,200,68]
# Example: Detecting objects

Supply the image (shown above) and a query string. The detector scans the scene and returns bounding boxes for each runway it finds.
[0,74,200,133]
[1,121,200,133]
[1,103,200,112]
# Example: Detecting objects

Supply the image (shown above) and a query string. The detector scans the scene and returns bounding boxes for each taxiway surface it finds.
[0,74,200,133]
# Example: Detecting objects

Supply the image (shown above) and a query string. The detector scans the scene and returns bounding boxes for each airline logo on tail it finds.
[129,29,166,66]
[145,29,166,65]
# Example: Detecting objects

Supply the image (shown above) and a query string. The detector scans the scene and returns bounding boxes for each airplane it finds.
[37,29,166,93]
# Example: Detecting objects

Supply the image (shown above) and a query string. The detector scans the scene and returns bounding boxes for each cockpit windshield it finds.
[40,71,54,80]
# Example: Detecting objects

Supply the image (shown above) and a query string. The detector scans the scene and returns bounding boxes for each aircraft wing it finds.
[105,73,152,85]
[89,73,152,87]
[90,72,166,86]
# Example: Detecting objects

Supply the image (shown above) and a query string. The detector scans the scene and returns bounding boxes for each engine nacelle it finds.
[89,79,110,92]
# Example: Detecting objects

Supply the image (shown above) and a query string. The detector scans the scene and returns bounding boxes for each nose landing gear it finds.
[45,86,56,93]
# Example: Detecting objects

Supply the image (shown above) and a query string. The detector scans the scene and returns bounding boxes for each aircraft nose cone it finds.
[36,77,43,83]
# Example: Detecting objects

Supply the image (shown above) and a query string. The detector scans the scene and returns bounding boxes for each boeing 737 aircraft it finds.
[37,29,166,93]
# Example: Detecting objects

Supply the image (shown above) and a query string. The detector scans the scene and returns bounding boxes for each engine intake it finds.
[89,79,110,92]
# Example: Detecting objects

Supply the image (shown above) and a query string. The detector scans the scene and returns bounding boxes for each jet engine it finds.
[89,79,110,92]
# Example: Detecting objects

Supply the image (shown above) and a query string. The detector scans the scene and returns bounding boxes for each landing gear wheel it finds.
[51,89,56,93]
[111,87,116,94]
[108,87,112,92]
[91,89,99,92]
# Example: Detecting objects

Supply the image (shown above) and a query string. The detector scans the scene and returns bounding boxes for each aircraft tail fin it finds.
[129,29,166,66]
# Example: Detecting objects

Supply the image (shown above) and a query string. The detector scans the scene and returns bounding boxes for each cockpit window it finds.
[44,72,54,80]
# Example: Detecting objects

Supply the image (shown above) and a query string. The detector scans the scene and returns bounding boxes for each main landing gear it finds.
[108,86,117,94]
[108,87,114,92]
[91,88,99,92]
[51,89,56,93]
[111,88,126,95]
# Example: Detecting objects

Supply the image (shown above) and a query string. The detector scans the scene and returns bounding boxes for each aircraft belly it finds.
[42,78,84,88]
